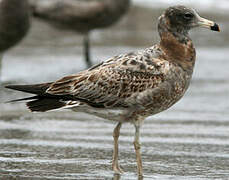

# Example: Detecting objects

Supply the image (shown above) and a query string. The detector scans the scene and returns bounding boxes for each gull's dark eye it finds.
[184,12,194,20]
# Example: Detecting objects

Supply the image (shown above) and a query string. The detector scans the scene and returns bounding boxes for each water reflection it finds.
[0,129,30,139]
[112,173,144,180]
[113,173,121,180]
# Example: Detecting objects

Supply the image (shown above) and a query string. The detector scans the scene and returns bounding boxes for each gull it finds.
[29,0,131,67]
[0,0,30,82]
[5,5,220,177]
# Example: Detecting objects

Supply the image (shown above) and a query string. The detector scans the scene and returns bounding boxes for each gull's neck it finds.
[158,15,191,44]
[157,15,196,72]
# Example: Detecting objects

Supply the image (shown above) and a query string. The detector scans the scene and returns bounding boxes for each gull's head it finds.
[159,5,220,34]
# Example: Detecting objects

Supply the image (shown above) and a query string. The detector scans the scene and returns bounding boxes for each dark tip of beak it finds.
[211,23,220,32]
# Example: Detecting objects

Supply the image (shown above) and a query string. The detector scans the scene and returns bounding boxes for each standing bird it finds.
[29,0,131,68]
[6,6,220,177]
[0,0,30,82]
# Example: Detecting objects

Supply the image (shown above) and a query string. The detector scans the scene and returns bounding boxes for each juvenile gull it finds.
[6,6,220,177]
[0,0,30,82]
[29,0,131,67]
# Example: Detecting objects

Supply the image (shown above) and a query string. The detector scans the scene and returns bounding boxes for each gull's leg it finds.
[112,122,123,174]
[0,53,3,82]
[133,124,143,177]
[83,33,92,68]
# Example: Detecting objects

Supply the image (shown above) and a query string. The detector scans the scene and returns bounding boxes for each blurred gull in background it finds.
[0,0,30,83]
[29,0,131,68]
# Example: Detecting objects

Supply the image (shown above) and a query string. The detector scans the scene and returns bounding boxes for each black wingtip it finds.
[211,23,220,32]
[5,96,39,103]
[5,83,53,95]
[5,84,30,92]
[5,85,18,90]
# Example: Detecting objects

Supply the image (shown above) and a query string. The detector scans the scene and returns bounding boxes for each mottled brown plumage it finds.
[6,6,220,177]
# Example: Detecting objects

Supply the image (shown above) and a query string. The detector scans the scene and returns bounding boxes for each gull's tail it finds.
[5,83,68,112]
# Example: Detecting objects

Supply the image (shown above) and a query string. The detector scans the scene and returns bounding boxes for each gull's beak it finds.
[198,16,220,32]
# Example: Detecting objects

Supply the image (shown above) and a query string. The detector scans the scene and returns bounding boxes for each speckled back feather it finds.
[46,46,168,108]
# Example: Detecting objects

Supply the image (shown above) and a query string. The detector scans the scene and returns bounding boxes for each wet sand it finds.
[0,5,229,180]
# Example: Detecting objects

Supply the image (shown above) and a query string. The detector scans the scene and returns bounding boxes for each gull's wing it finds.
[46,48,166,108]
[6,46,170,111]
[30,0,114,26]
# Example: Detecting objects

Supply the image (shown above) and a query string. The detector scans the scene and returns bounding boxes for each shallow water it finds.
[0,4,229,180]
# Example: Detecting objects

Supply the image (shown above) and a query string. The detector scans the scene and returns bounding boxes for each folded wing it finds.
[6,49,166,112]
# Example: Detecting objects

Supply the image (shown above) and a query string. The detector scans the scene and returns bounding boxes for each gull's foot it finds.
[112,164,124,174]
